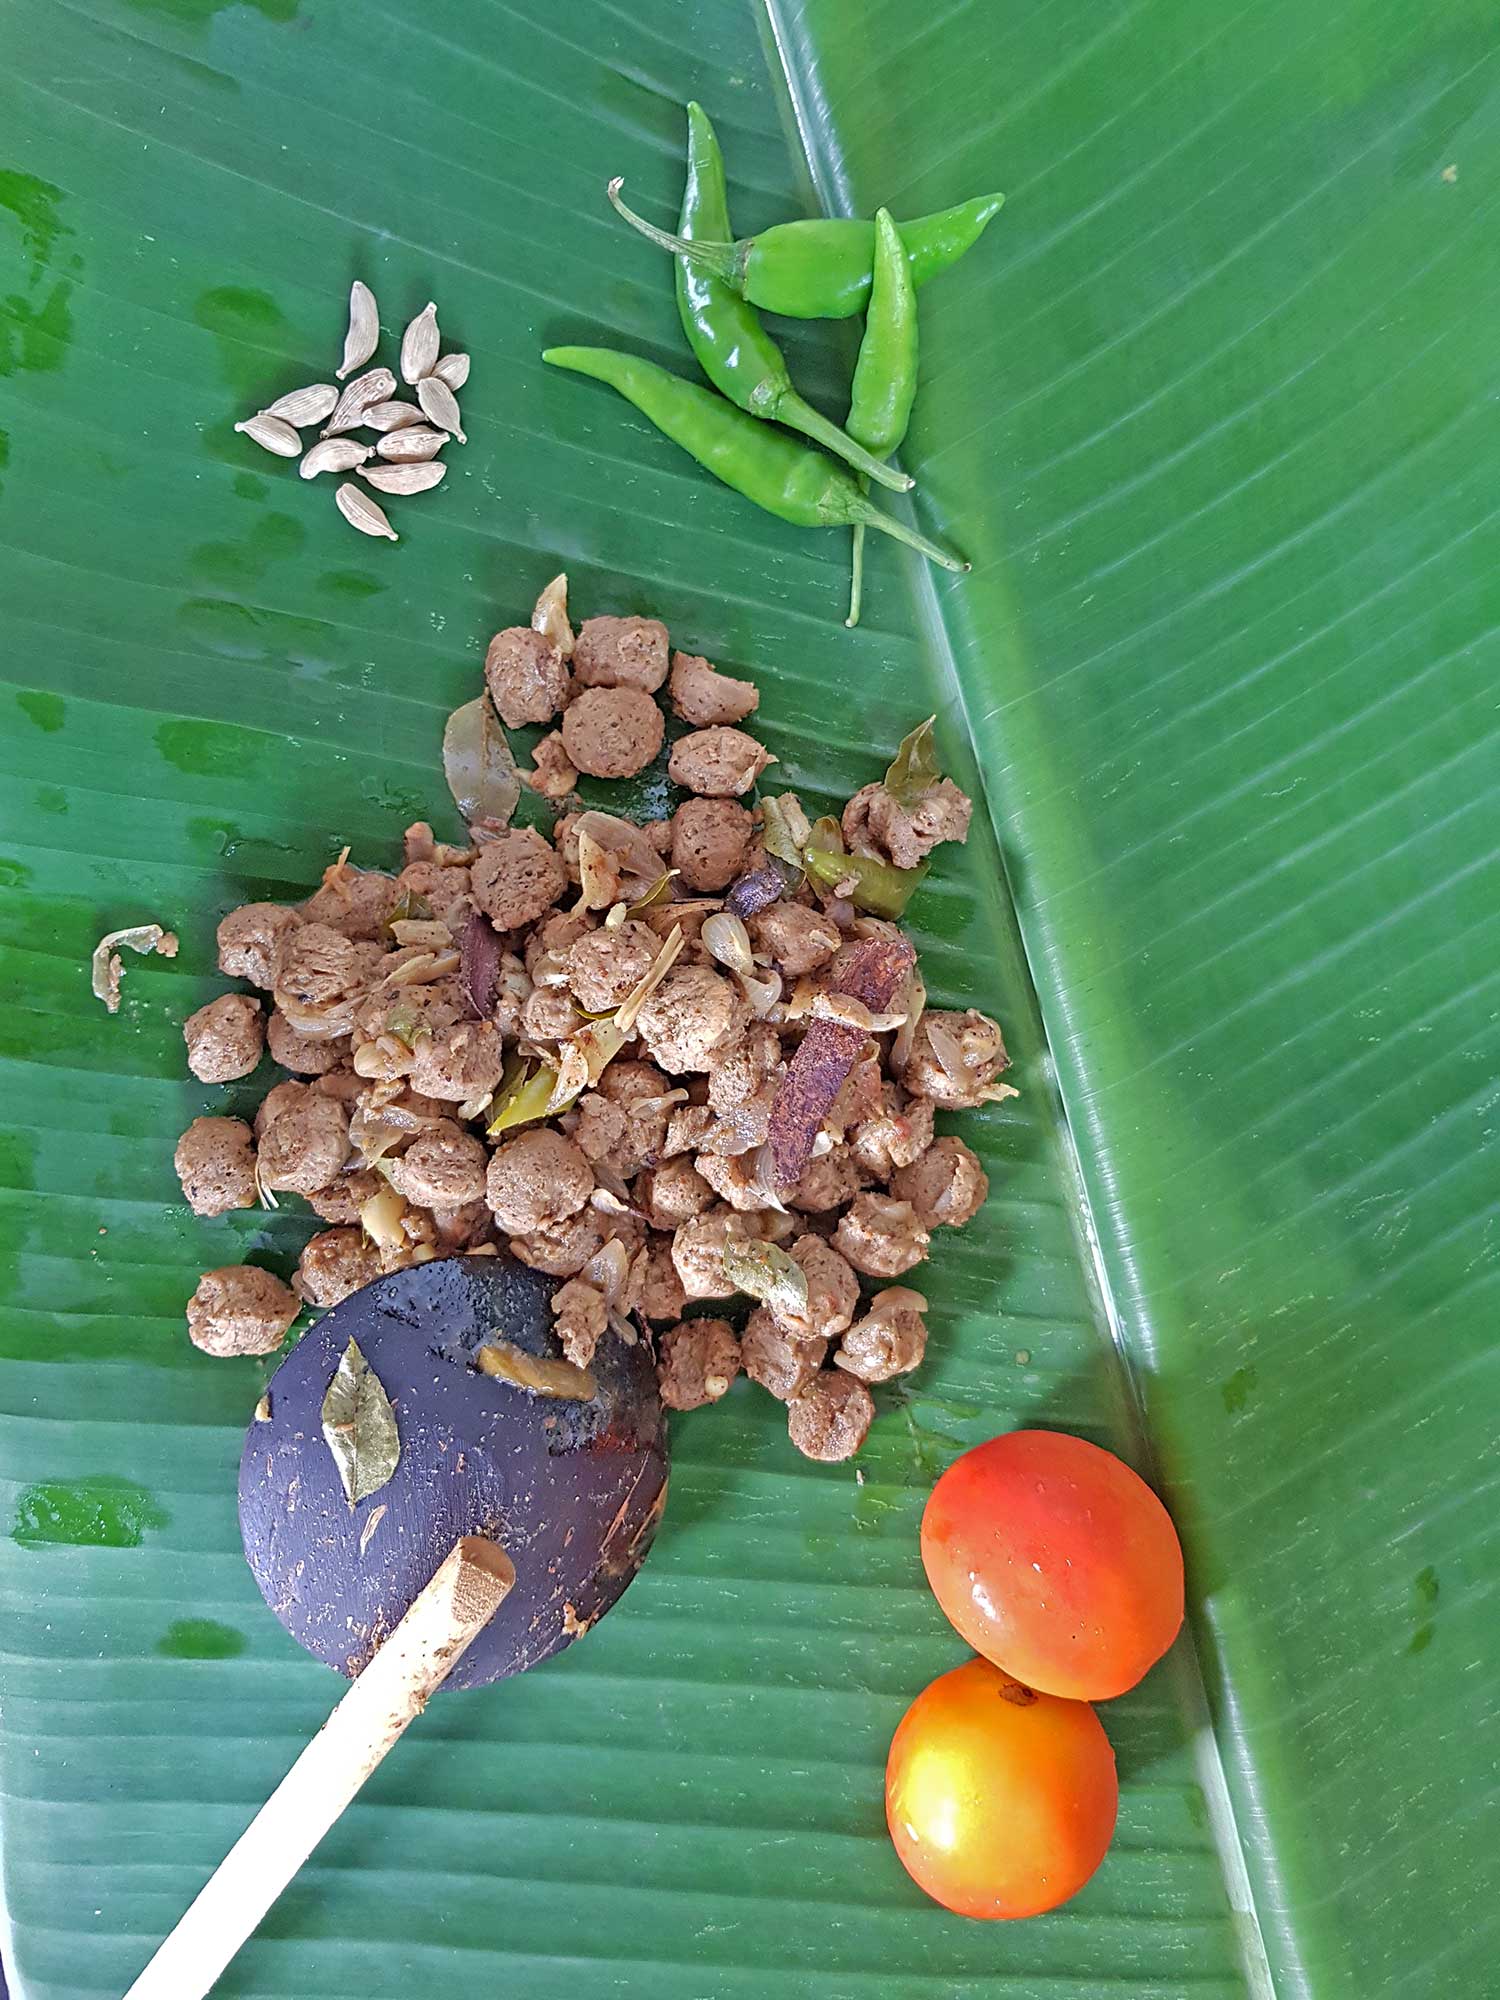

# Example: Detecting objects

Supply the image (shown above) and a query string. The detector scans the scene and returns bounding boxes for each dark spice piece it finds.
[767,935,916,1187]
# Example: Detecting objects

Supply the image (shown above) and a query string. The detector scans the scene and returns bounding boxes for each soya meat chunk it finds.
[187,1266,299,1357]
[787,1371,874,1462]
[834,1287,929,1383]
[174,1116,258,1216]
[668,651,758,727]
[485,1129,593,1235]
[386,1123,490,1207]
[572,615,670,692]
[657,1318,741,1410]
[561,686,664,780]
[183,993,265,1083]
[485,627,570,727]
[833,1193,931,1278]
[266,1010,349,1076]
[565,922,658,1014]
[668,727,773,798]
[897,1009,1011,1110]
[471,828,567,932]
[217,903,298,989]
[741,1307,826,1402]
[891,1135,989,1229]
[671,798,754,893]
[256,1088,350,1196]
[293,1227,381,1308]
[635,964,746,1074]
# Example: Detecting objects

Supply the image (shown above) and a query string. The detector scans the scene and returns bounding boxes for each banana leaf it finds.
[1,0,1493,1996]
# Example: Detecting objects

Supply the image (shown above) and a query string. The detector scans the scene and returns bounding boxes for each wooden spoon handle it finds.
[124,1536,515,2000]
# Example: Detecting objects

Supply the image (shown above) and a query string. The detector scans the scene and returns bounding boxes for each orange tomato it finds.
[921,1430,1184,1700]
[886,1657,1117,1918]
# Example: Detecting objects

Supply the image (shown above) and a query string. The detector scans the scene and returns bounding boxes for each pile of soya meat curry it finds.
[173,578,1012,1462]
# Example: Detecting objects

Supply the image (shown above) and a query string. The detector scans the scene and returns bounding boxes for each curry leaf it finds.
[320,1337,401,1506]
[442,694,520,832]
[883,716,940,810]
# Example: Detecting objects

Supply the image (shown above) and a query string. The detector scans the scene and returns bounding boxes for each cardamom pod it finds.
[416,375,466,442]
[337,280,379,381]
[263,382,339,427]
[300,437,373,480]
[433,351,470,391]
[362,461,447,495]
[233,412,301,457]
[362,400,427,433]
[400,301,440,384]
[323,366,397,436]
[335,482,398,542]
[376,426,447,463]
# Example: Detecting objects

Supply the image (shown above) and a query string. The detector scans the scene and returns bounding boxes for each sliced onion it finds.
[702,910,754,978]
[388,918,453,951]
[576,810,663,886]
[925,1017,971,1088]
[811,991,874,1034]
[613,924,684,1033]
[531,571,574,659]
[740,967,783,1019]
[891,970,927,1073]
[379,948,460,989]
[575,828,621,912]
[783,976,817,1022]
[748,1146,792,1214]
[90,922,177,1014]
[581,1238,632,1305]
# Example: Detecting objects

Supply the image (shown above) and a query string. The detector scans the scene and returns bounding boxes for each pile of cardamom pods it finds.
[233,283,469,543]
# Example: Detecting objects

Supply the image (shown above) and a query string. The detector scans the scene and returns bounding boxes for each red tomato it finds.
[921,1430,1184,1700]
[886,1656,1117,1919]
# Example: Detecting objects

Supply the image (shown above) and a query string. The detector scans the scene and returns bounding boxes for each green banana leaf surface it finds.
[2,1,1496,1997]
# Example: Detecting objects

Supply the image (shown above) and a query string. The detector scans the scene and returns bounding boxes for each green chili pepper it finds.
[608,178,1003,320]
[674,105,910,494]
[542,345,967,572]
[845,206,919,628]
[804,842,927,918]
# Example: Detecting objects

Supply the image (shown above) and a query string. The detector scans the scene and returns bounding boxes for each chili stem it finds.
[780,397,911,492]
[856,501,968,573]
[847,524,867,627]
[608,180,740,283]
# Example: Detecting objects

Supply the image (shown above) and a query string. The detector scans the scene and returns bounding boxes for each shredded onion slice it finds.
[924,1018,971,1088]
[614,924,685,1034]
[575,828,621,912]
[575,810,663,888]
[702,910,754,978]
[531,571,575,660]
[90,923,178,1014]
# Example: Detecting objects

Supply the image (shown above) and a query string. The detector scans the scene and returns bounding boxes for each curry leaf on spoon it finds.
[321,1336,401,1506]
